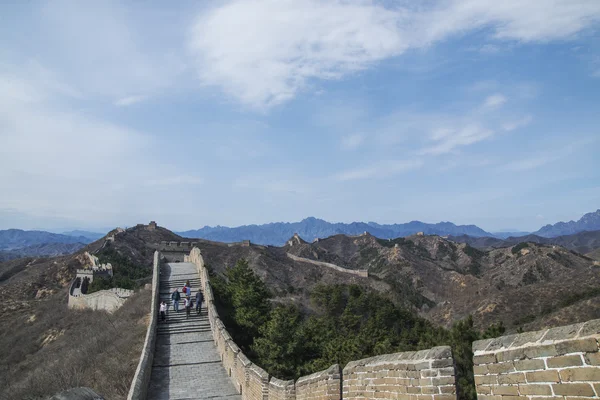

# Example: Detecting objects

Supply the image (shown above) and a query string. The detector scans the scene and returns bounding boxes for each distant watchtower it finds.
[148,221,158,231]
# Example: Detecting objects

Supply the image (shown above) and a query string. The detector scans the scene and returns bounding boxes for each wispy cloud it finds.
[341,134,365,151]
[115,95,147,106]
[145,176,203,186]
[483,94,507,109]
[188,0,600,109]
[334,159,423,182]
[502,115,533,131]
[419,124,494,155]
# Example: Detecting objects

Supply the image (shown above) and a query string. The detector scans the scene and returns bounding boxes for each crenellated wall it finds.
[127,251,161,400]
[187,246,456,400]
[343,347,456,400]
[473,319,600,399]
[286,253,369,278]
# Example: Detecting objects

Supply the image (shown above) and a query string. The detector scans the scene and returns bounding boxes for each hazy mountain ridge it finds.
[178,217,493,245]
[0,242,87,262]
[533,209,600,237]
[0,229,93,251]
[61,230,106,241]
[449,229,600,255]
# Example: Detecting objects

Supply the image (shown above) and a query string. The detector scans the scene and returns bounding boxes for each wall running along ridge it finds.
[286,253,368,278]
[68,285,133,313]
[473,319,600,399]
[187,247,454,400]
[127,250,161,400]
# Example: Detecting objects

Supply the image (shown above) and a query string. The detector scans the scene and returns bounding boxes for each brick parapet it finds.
[269,377,296,400]
[296,364,341,400]
[342,346,455,400]
[473,319,600,399]
[127,250,161,400]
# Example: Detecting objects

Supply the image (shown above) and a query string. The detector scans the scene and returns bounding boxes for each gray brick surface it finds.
[148,262,241,400]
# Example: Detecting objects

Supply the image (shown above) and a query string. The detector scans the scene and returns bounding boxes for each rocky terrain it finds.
[532,209,600,237]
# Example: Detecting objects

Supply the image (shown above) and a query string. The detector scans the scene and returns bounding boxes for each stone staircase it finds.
[147,262,241,400]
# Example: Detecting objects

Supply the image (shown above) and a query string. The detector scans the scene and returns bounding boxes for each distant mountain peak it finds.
[533,209,600,238]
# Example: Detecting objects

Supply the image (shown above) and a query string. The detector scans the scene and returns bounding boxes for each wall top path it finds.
[343,346,453,370]
[473,319,600,355]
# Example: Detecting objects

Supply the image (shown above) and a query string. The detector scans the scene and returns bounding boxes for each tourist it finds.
[159,301,167,322]
[195,289,203,315]
[171,288,181,312]
[185,296,192,318]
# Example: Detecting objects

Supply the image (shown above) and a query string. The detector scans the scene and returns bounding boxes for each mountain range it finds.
[179,209,600,245]
[0,229,92,251]
[177,217,493,246]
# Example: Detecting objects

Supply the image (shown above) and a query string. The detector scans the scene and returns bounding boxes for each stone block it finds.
[431,358,453,368]
[432,395,455,400]
[584,351,600,365]
[491,385,519,395]
[559,367,600,382]
[473,354,497,365]
[473,365,488,375]
[523,344,558,359]
[421,369,438,378]
[552,383,595,397]
[512,331,545,347]
[497,373,526,385]
[477,385,492,394]
[431,377,455,386]
[542,323,584,341]
[473,339,493,352]
[496,348,526,362]
[514,359,545,371]
[487,362,515,374]
[517,384,552,395]
[475,375,498,385]
[439,385,455,394]
[525,370,559,383]
[438,368,455,377]
[546,355,583,368]
[578,319,600,337]
[486,334,518,351]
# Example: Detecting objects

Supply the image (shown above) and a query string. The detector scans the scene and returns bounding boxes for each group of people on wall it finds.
[159,280,203,321]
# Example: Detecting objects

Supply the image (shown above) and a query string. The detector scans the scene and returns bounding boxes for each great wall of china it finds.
[127,247,600,400]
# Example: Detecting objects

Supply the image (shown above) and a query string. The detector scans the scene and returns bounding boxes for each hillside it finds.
[449,229,600,254]
[532,209,600,237]
[179,216,493,245]
[0,222,182,399]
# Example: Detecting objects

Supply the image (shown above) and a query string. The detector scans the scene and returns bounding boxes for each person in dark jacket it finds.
[171,288,181,312]
[195,290,204,314]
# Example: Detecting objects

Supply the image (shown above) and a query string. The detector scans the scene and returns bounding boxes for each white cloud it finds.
[188,0,600,109]
[502,156,557,172]
[483,94,507,109]
[334,159,423,181]
[145,176,203,186]
[420,124,494,155]
[341,134,365,150]
[502,115,533,131]
[115,95,147,106]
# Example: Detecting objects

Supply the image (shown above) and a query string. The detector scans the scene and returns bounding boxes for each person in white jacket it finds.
[160,301,167,322]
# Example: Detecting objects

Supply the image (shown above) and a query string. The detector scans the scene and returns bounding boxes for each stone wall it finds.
[68,280,133,313]
[343,347,455,400]
[473,319,600,399]
[296,365,341,400]
[187,246,455,400]
[286,253,369,278]
[127,250,161,400]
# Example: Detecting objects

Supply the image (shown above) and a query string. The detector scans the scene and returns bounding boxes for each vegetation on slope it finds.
[210,259,506,400]
[0,287,150,399]
[87,248,151,293]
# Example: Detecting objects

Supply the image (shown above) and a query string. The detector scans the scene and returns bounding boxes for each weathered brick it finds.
[525,370,560,383]
[416,395,433,400]
[497,373,526,384]
[496,348,526,362]
[579,319,600,337]
[432,377,455,386]
[473,338,493,352]
[512,330,545,347]
[487,362,515,374]
[491,385,519,395]
[476,396,502,400]
[416,361,431,370]
[559,367,600,382]
[439,385,456,394]
[432,358,453,368]
[406,386,421,394]
[517,384,552,395]
[473,354,497,365]
[546,355,583,368]
[421,386,438,394]
[475,375,498,385]
[477,385,492,394]
[514,359,545,371]
[542,323,584,341]
[432,395,455,400]
[552,383,595,397]
[486,334,518,351]
[585,351,600,365]
[421,369,438,378]
[473,365,488,375]
[439,367,455,377]
[419,378,433,386]
[555,338,598,355]
[523,344,558,359]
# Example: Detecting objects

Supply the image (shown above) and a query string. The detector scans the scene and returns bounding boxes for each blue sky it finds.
[1,0,599,232]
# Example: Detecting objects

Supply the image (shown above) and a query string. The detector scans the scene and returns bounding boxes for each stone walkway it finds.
[148,262,241,400]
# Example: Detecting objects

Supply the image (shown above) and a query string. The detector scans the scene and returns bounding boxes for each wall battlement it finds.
[286,253,368,278]
[473,319,600,399]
